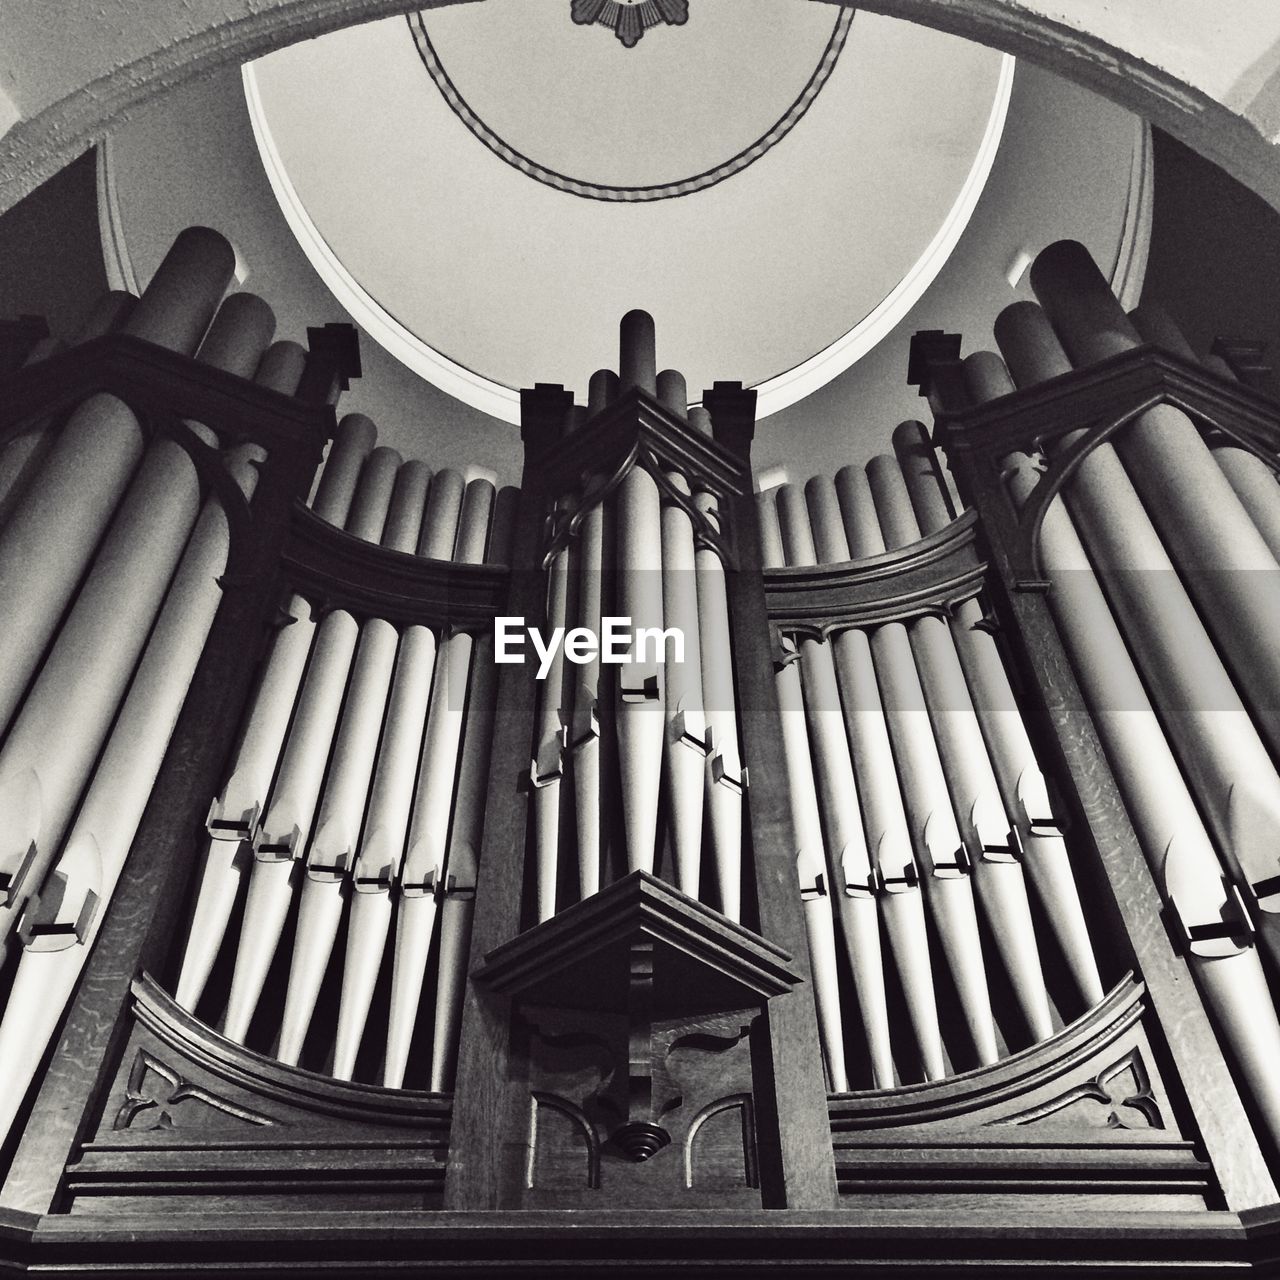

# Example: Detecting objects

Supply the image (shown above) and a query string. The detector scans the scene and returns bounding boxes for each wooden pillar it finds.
[704,382,838,1210]
[443,383,570,1209]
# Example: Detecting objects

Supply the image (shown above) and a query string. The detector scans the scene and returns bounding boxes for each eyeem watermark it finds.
[495,617,685,680]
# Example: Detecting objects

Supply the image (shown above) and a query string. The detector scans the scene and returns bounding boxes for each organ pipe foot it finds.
[1023,830,1105,1006]
[430,895,473,1092]
[925,872,998,1067]
[838,891,895,1088]
[974,855,1054,1043]
[276,877,346,1066]
[802,891,849,1092]
[175,837,252,1011]
[384,891,440,1089]
[333,889,393,1080]
[879,886,945,1081]
[223,856,300,1043]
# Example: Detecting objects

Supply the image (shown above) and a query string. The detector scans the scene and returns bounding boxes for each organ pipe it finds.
[892,422,1102,1007]
[804,476,945,1081]
[0,336,303,1148]
[0,291,276,955]
[758,489,850,1092]
[223,444,402,1043]
[382,479,495,1088]
[328,468,464,1078]
[838,466,998,1068]
[274,461,433,1067]
[963,344,1280,1148]
[1031,241,1280,761]
[867,455,1053,1043]
[776,484,894,1088]
[175,413,377,1011]
[995,301,1280,971]
[0,228,236,739]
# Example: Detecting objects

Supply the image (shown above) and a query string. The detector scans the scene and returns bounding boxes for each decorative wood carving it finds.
[113,1050,275,1132]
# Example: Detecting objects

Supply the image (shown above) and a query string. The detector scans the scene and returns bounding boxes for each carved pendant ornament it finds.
[571,0,689,48]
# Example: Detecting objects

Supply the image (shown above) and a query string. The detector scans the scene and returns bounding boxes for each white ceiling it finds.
[102,10,1143,484]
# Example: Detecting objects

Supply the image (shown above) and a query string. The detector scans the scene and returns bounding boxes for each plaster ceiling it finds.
[100,13,1144,485]
[245,1,1010,419]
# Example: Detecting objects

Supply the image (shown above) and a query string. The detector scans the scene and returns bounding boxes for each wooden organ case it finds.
[4,228,1280,1273]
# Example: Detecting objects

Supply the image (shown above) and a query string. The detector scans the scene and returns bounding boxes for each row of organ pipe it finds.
[759,447,1102,1091]
[0,226,308,1141]
[175,426,515,1090]
[948,238,1280,1148]
[530,311,745,925]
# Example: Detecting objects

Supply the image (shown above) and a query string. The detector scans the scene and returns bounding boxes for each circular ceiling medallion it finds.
[407,5,853,202]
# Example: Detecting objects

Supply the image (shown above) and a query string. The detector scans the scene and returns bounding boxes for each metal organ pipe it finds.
[383,479,495,1088]
[0,291,277,954]
[838,466,998,1068]
[776,484,894,1088]
[804,476,944,1081]
[329,468,466,1079]
[657,370,709,901]
[274,460,433,1067]
[429,489,516,1092]
[615,312,666,876]
[963,345,1280,1148]
[693,488,744,921]
[758,489,850,1092]
[223,444,402,1044]
[1030,241,1280,761]
[0,336,303,1148]
[892,422,1103,1007]
[0,227,236,740]
[995,301,1280,972]
[867,455,1054,1043]
[175,413,377,1011]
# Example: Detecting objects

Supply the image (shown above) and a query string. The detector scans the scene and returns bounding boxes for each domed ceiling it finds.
[100,2,1147,483]
[244,0,1010,420]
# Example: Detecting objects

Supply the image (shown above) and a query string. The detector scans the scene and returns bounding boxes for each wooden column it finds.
[704,382,838,1210]
[443,384,570,1209]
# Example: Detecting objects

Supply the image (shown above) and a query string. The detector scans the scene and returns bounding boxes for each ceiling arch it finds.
[1,0,1278,218]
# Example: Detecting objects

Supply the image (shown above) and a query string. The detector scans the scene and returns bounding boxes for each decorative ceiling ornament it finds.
[570,0,688,48]
[406,6,854,203]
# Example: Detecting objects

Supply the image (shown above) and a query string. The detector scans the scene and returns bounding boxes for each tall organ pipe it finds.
[1130,303,1280,568]
[996,302,1280,970]
[382,479,495,1088]
[892,422,1102,1006]
[964,345,1280,1147]
[175,413,377,1011]
[531,498,572,923]
[657,370,709,900]
[758,489,850,1092]
[429,493,514,1091]
[1031,241,1280,759]
[327,469,464,1079]
[776,484,894,1088]
[0,227,236,738]
[274,461,433,1066]
[616,312,665,875]
[223,445,401,1043]
[0,292,277,953]
[867,455,1053,1043]
[693,489,744,921]
[838,466,998,1067]
[805,476,945,1080]
[0,344,305,1147]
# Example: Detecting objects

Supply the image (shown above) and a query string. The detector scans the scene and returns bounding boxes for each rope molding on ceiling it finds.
[406,5,855,203]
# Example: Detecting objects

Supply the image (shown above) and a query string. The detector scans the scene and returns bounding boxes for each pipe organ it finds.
[8,226,1280,1272]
